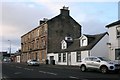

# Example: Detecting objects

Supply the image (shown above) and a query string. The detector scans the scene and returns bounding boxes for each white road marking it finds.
[46,72,57,75]
[24,68,33,71]
[39,71,57,75]
[69,76,79,79]
[39,71,46,74]
[16,66,33,71]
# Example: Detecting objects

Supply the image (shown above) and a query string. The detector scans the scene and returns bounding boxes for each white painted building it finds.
[47,32,109,66]
[106,20,120,61]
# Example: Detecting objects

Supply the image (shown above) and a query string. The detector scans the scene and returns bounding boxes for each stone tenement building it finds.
[21,7,82,63]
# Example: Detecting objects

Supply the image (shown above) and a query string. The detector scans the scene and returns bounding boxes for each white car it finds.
[27,59,40,66]
[79,56,120,73]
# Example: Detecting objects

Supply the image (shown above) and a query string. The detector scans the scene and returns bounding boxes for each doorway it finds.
[50,56,54,64]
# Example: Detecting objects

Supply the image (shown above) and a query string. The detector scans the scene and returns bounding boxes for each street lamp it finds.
[8,40,11,54]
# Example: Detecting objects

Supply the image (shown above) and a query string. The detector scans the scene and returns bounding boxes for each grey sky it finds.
[1,1,119,53]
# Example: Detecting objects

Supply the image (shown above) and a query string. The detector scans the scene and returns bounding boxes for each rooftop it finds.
[106,20,120,28]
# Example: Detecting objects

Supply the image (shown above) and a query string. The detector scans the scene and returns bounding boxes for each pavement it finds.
[41,64,79,69]
[20,62,79,69]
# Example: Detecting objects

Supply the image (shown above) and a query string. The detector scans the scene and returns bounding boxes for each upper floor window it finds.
[37,29,39,36]
[41,38,46,48]
[63,43,66,49]
[61,40,67,49]
[36,39,39,49]
[80,35,88,47]
[116,26,120,38]
[81,39,87,46]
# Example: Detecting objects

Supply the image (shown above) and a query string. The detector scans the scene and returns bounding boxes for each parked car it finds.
[79,56,120,74]
[3,58,11,62]
[27,59,40,66]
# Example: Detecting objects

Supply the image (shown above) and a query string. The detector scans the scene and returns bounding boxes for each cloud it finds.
[81,19,107,34]
[1,1,118,52]
[1,2,49,52]
[1,1,68,52]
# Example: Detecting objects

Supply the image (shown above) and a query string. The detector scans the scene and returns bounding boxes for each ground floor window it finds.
[115,48,120,60]
[63,53,66,62]
[58,54,61,62]
[77,52,81,62]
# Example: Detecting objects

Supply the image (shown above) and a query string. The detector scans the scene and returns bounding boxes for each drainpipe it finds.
[88,50,90,56]
[46,23,48,64]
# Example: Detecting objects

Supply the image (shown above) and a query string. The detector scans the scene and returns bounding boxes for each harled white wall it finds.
[90,34,109,58]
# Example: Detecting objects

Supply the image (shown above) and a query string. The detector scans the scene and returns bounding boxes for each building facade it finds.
[106,20,120,61]
[21,23,48,63]
[21,6,81,63]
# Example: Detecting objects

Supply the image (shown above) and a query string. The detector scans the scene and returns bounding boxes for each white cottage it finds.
[78,33,109,60]
[106,20,120,61]
[47,32,109,66]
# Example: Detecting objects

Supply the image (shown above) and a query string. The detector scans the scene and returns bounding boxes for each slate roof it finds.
[106,20,120,28]
[78,32,108,51]
[57,32,108,53]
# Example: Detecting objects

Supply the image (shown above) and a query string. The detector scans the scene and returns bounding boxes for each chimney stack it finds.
[39,18,48,25]
[60,6,69,16]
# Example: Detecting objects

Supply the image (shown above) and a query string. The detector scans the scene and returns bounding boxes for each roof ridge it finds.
[83,32,107,38]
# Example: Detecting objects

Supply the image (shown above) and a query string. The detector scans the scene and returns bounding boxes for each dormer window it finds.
[80,35,88,47]
[65,37,73,41]
[63,43,66,49]
[82,39,86,46]
[61,40,67,49]
[61,36,73,49]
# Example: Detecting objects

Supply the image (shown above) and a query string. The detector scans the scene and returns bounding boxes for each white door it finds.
[67,53,71,65]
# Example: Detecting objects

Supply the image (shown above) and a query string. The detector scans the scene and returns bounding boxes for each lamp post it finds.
[8,40,11,55]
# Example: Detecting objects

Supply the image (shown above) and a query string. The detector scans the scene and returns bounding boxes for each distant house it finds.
[14,50,21,63]
[47,32,109,65]
[106,20,120,61]
[14,53,21,63]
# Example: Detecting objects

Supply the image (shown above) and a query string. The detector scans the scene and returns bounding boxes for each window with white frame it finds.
[61,40,67,49]
[58,54,61,62]
[115,48,120,60]
[63,53,66,62]
[63,43,66,49]
[81,39,86,46]
[116,26,120,38]
[37,29,39,36]
[76,52,81,62]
